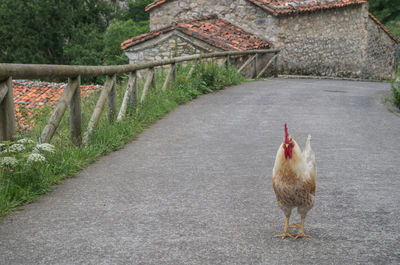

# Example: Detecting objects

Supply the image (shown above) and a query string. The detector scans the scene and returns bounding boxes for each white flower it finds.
[17,139,35,145]
[1,157,18,167]
[9,144,25,153]
[27,153,46,163]
[35,143,55,153]
[0,143,5,148]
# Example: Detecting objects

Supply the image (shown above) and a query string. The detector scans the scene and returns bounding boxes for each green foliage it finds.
[103,19,149,65]
[369,0,400,24]
[0,0,114,65]
[103,0,151,66]
[0,0,156,83]
[392,80,400,109]
[369,0,400,39]
[0,140,56,213]
[0,62,245,216]
[120,0,153,22]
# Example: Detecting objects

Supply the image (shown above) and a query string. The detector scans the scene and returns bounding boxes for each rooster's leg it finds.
[295,217,311,239]
[273,217,294,239]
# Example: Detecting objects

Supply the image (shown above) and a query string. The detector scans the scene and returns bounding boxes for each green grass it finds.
[382,64,400,114]
[0,61,245,216]
[393,80,400,109]
[391,65,400,109]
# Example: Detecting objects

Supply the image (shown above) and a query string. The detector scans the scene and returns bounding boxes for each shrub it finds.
[392,81,400,109]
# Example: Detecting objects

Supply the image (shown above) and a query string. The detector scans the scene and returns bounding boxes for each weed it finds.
[393,79,400,109]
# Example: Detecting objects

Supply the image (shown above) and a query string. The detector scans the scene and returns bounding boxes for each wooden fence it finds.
[0,49,279,144]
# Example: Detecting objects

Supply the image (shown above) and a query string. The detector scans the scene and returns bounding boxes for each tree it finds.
[103,0,152,65]
[0,0,115,65]
[369,0,400,39]
[121,0,154,22]
[103,19,149,65]
[369,0,400,24]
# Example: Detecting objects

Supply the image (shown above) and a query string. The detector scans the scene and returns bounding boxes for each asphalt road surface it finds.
[1,79,399,264]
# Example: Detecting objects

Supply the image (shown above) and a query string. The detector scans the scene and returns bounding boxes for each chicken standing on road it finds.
[272,124,316,239]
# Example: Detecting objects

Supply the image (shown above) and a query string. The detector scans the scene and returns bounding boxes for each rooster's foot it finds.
[295,233,311,239]
[273,232,294,239]
[288,224,301,229]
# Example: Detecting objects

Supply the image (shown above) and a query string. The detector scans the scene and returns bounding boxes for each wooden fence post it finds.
[256,54,279,79]
[117,71,137,121]
[238,54,257,74]
[0,77,15,142]
[225,56,230,69]
[150,67,156,90]
[108,75,117,122]
[161,64,175,91]
[83,74,116,143]
[187,64,196,79]
[140,68,154,103]
[274,52,279,77]
[69,76,82,146]
[41,76,80,143]
[130,74,138,108]
[172,63,177,83]
[253,54,258,79]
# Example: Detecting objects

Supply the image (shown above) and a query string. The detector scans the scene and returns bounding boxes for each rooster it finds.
[272,124,316,239]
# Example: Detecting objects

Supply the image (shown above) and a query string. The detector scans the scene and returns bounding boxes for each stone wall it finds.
[124,30,275,78]
[147,0,399,79]
[365,18,399,80]
[149,0,279,44]
[275,5,368,78]
[125,31,219,65]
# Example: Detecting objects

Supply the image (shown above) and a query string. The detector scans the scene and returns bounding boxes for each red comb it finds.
[284,123,289,142]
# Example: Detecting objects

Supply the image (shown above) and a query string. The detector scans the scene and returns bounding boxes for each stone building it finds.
[122,0,399,80]
[121,15,271,66]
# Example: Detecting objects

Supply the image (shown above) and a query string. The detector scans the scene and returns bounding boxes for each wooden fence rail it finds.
[0,49,279,143]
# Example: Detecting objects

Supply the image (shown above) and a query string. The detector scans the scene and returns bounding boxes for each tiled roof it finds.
[146,0,367,15]
[121,16,271,51]
[368,13,400,44]
[13,80,101,130]
[121,25,175,50]
[246,0,367,16]
[145,0,169,11]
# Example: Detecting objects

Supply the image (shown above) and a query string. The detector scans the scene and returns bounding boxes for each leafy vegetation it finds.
[0,0,150,68]
[369,0,400,39]
[0,61,245,216]
[392,79,400,109]
[104,19,149,66]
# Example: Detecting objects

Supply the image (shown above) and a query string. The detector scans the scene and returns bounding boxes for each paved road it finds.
[1,79,399,264]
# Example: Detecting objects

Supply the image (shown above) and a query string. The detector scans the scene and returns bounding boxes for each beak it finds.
[285,144,289,148]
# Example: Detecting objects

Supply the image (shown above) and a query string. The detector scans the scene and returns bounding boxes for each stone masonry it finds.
[125,31,220,65]
[145,0,399,80]
[365,15,400,80]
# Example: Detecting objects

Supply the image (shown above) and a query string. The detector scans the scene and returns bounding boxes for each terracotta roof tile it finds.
[368,12,400,44]
[12,80,101,130]
[145,0,169,11]
[146,0,367,15]
[248,0,366,15]
[121,16,271,51]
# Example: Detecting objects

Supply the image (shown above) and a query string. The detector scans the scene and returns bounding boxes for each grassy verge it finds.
[382,65,400,114]
[393,66,400,109]
[392,80,400,109]
[0,61,245,216]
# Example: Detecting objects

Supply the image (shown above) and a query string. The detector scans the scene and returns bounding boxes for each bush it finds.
[392,81,400,109]
[103,19,149,66]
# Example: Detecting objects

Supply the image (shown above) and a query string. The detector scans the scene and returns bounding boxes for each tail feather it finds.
[303,135,316,180]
